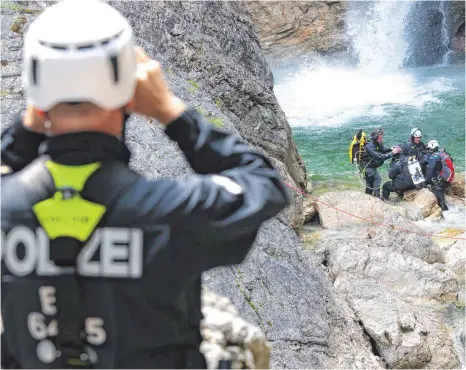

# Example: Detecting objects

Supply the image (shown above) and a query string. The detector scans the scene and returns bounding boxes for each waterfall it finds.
[346,1,414,73]
[272,0,458,128]
[440,0,453,65]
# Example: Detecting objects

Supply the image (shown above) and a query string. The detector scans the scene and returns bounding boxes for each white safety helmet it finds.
[427,139,439,151]
[410,128,422,138]
[22,0,137,111]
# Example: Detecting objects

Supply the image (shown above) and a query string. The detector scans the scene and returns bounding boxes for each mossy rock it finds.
[11,16,27,34]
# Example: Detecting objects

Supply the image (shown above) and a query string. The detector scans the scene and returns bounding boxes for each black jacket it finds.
[1,108,290,369]
[399,140,426,159]
[388,159,416,191]
[361,141,393,168]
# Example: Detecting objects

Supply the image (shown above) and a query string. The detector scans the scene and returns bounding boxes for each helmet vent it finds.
[31,58,38,85]
[77,44,94,51]
[109,55,119,83]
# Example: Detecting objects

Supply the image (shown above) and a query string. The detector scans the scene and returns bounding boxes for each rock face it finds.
[450,1,465,63]
[1,1,386,369]
[243,1,348,59]
[340,279,460,369]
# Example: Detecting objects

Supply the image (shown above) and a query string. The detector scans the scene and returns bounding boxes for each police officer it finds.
[399,128,427,160]
[382,158,417,200]
[1,0,290,368]
[361,129,401,198]
[425,140,449,211]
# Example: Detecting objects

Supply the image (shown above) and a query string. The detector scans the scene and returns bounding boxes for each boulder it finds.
[303,197,317,223]
[315,191,408,229]
[446,176,465,202]
[403,189,442,219]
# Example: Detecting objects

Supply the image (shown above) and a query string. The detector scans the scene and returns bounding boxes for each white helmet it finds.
[411,128,422,138]
[22,0,137,111]
[427,139,439,150]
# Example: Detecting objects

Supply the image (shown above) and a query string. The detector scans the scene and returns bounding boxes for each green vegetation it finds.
[166,67,174,76]
[215,99,223,108]
[234,268,267,330]
[1,2,40,14]
[248,300,258,311]
[0,90,10,97]
[10,16,27,34]
[195,107,224,128]
[187,79,199,94]
[195,107,206,116]
[207,116,224,127]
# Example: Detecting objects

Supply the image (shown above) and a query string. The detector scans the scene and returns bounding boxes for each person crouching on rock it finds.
[382,157,417,201]
[0,0,290,368]
[360,129,401,198]
[424,139,451,211]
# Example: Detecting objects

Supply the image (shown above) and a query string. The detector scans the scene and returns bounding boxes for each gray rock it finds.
[315,191,411,230]
[368,213,444,264]
[204,218,383,368]
[445,236,466,279]
[339,278,460,369]
[326,239,460,304]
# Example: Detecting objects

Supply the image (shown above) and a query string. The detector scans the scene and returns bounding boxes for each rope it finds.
[284,181,466,241]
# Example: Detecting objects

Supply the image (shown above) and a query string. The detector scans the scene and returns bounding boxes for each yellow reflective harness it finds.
[32,160,106,368]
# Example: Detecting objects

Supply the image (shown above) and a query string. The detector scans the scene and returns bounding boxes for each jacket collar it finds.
[41,132,131,165]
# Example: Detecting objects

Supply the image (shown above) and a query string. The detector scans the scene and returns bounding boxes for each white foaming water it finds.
[414,203,466,236]
[346,1,412,73]
[273,1,456,128]
[274,65,455,127]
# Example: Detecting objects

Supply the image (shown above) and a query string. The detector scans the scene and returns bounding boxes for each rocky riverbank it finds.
[301,180,465,369]
[1,1,464,368]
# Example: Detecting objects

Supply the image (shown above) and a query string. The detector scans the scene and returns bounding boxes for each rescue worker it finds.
[399,128,427,160]
[360,129,401,198]
[382,157,417,200]
[1,0,290,368]
[424,139,449,211]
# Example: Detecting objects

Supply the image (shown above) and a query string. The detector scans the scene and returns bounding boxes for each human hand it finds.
[392,146,402,155]
[22,106,47,133]
[126,46,186,125]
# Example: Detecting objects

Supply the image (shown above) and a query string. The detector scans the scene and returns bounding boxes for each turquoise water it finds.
[273,64,465,191]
